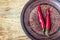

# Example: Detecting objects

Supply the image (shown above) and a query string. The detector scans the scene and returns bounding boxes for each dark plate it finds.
[21,0,60,40]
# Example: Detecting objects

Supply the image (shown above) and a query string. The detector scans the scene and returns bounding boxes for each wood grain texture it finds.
[0,0,30,40]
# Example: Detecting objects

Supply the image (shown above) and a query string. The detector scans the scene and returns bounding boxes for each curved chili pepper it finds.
[45,8,50,36]
[37,5,45,32]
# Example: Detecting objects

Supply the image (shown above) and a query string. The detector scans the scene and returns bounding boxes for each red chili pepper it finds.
[45,8,50,36]
[37,5,45,32]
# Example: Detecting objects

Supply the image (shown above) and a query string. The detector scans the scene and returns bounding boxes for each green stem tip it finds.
[42,28,44,32]
[45,30,49,37]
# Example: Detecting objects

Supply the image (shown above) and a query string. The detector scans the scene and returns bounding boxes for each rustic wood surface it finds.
[0,0,31,40]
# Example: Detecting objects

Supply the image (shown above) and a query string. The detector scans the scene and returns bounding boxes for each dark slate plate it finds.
[21,0,60,40]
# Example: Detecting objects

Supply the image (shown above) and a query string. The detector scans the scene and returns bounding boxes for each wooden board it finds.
[0,0,30,40]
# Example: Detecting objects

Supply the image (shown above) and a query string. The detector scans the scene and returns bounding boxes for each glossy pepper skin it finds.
[45,8,50,36]
[37,5,45,32]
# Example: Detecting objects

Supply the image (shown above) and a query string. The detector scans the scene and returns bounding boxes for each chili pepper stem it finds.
[42,28,44,32]
[45,30,49,37]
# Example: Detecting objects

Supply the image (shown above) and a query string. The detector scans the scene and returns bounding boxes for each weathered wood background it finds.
[0,0,31,40]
